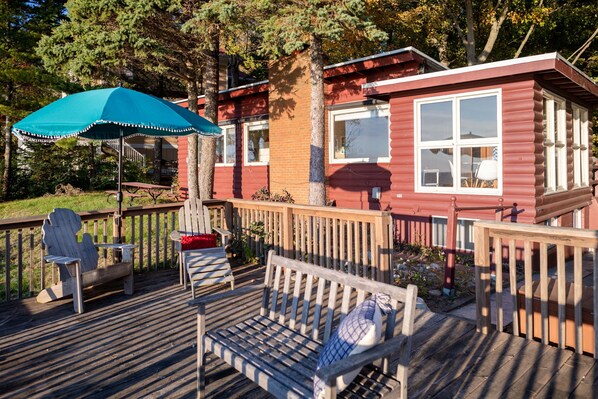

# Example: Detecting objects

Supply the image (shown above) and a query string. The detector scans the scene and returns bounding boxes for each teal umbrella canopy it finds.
[12,87,220,243]
[12,87,221,140]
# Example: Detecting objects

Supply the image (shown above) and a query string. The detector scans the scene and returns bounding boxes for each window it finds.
[432,217,475,251]
[415,90,501,194]
[215,125,236,166]
[542,92,567,193]
[330,105,390,163]
[572,104,589,188]
[244,121,269,165]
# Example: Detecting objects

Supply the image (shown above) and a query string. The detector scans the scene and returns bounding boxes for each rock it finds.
[429,289,442,297]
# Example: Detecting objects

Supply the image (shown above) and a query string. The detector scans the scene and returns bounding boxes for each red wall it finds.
[390,79,539,244]
[177,87,269,199]
[389,76,594,244]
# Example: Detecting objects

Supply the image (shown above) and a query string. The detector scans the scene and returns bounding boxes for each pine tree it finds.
[253,0,386,205]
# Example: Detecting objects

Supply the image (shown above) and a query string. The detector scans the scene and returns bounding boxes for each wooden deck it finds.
[1,263,597,398]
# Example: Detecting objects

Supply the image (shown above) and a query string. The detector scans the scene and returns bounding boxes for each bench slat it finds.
[289,271,303,330]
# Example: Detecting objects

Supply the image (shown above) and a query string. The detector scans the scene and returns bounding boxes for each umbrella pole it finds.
[116,129,124,244]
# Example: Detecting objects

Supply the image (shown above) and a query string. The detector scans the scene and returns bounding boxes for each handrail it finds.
[443,196,516,296]
[474,220,598,358]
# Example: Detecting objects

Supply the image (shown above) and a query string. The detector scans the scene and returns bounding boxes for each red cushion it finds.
[181,234,218,251]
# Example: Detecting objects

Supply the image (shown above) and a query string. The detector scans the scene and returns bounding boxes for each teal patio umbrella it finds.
[12,87,220,242]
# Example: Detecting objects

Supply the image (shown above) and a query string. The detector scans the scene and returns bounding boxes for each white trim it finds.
[328,104,391,164]
[431,216,476,251]
[572,103,589,187]
[244,120,269,166]
[364,53,560,89]
[324,46,447,72]
[414,89,502,195]
[542,90,567,194]
[215,124,236,167]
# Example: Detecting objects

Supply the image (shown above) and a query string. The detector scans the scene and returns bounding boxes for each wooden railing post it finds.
[495,197,504,221]
[474,223,492,334]
[282,204,294,259]
[374,214,392,284]
[443,196,458,296]
[224,201,233,231]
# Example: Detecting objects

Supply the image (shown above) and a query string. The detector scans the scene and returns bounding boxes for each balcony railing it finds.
[474,220,598,358]
[0,199,392,303]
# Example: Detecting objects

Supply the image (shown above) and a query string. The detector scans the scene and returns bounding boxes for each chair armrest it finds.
[94,244,137,262]
[94,243,137,250]
[188,283,264,307]
[170,230,181,242]
[213,227,231,237]
[315,334,408,385]
[44,255,81,265]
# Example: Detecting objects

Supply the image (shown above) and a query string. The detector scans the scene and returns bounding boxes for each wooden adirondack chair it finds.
[38,208,135,313]
[170,199,234,298]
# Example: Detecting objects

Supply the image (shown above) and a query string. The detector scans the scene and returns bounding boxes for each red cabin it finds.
[177,49,598,250]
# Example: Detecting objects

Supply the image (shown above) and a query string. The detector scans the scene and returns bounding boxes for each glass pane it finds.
[420,101,452,142]
[460,96,497,139]
[215,135,224,164]
[225,128,236,164]
[247,126,269,163]
[333,111,388,160]
[420,148,453,187]
[461,146,497,188]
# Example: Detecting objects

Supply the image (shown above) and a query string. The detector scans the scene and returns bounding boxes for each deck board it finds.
[1,264,597,398]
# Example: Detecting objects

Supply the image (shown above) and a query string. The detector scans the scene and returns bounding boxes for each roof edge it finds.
[324,46,447,72]
[363,53,561,90]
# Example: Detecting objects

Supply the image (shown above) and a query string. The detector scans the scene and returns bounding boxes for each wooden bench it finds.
[191,251,422,399]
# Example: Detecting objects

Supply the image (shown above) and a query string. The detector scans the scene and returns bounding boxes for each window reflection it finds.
[420,101,452,142]
[420,148,453,187]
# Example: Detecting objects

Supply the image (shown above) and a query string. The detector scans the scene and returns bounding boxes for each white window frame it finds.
[243,120,269,166]
[572,104,589,188]
[328,104,390,164]
[543,91,567,193]
[431,216,476,251]
[215,124,236,167]
[414,89,502,195]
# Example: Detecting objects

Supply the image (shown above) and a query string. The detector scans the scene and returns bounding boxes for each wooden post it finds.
[374,214,392,284]
[282,204,294,259]
[495,197,504,221]
[443,196,458,296]
[224,201,233,232]
[474,223,492,334]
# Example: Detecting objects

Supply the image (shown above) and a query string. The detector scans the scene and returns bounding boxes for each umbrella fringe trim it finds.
[12,120,221,142]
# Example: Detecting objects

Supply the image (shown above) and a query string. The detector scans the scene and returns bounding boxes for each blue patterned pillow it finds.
[313,293,391,399]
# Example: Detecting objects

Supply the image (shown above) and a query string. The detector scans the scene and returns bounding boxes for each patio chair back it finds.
[179,198,211,236]
[42,208,99,281]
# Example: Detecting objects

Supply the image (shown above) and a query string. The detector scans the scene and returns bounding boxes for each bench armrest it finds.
[44,255,81,265]
[188,283,264,307]
[315,334,408,386]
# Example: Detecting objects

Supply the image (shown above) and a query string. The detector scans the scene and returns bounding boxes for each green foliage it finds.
[11,140,149,199]
[253,0,387,60]
[251,187,295,203]
[229,221,270,263]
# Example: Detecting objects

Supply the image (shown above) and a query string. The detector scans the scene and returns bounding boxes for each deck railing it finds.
[0,199,391,303]
[0,200,227,302]
[474,220,598,358]
[228,199,393,283]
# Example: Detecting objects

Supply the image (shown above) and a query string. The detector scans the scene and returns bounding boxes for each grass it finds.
[0,191,178,301]
[0,191,159,219]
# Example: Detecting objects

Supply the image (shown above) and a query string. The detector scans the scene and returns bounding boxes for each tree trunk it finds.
[2,115,12,200]
[199,28,220,201]
[186,81,200,199]
[476,0,511,63]
[153,138,162,184]
[308,33,326,206]
[464,0,477,65]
